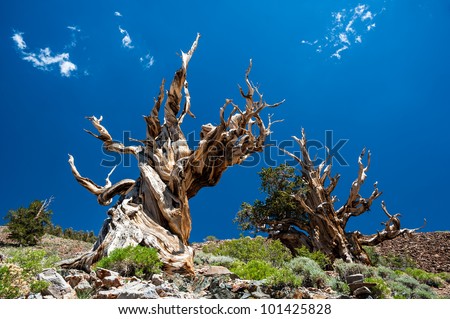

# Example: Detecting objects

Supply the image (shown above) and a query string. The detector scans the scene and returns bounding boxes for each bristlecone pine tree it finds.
[4,199,53,246]
[59,34,283,274]
[236,129,426,264]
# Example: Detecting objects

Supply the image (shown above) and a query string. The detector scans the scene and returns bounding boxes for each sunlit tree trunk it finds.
[59,34,282,274]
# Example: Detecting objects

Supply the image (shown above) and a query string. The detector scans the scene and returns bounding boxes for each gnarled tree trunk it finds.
[59,34,282,274]
[276,129,426,264]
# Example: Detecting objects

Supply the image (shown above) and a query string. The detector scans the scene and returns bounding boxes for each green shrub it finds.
[9,249,59,276]
[230,260,276,280]
[387,275,438,299]
[395,273,420,290]
[437,272,450,283]
[388,281,412,299]
[0,249,55,298]
[363,246,381,266]
[289,257,329,288]
[209,255,238,268]
[0,265,22,298]
[329,278,350,295]
[364,277,392,299]
[375,266,398,281]
[377,253,416,270]
[193,251,211,265]
[404,268,444,288]
[4,200,53,246]
[29,280,50,294]
[333,259,375,280]
[295,246,331,270]
[96,246,162,279]
[267,268,303,288]
[202,236,291,267]
[45,224,97,243]
[203,235,218,242]
[411,284,437,299]
[194,251,238,268]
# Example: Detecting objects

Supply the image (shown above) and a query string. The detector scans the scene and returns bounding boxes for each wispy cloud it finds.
[67,25,81,32]
[140,53,155,69]
[12,31,77,77]
[119,26,134,49]
[66,25,81,48]
[301,3,385,60]
[12,32,27,50]
[114,11,123,17]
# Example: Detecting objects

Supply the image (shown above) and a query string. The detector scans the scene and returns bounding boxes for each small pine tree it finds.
[4,199,53,246]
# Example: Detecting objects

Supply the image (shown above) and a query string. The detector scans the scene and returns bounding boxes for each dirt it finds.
[374,232,450,274]
[0,226,92,260]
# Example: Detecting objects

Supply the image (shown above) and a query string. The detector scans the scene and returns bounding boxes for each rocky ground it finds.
[375,231,450,273]
[1,227,450,299]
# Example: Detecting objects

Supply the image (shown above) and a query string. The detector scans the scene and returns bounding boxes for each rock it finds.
[74,279,93,294]
[96,281,159,299]
[192,276,212,294]
[346,274,364,284]
[37,269,77,299]
[65,270,90,288]
[353,286,372,299]
[96,268,119,280]
[151,274,165,286]
[240,292,251,299]
[251,288,270,299]
[102,275,123,288]
[201,266,234,277]
[156,282,185,298]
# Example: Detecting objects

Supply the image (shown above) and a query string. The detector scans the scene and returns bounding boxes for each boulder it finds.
[96,268,119,280]
[102,275,123,288]
[74,279,93,294]
[353,286,372,299]
[37,269,77,299]
[96,281,159,299]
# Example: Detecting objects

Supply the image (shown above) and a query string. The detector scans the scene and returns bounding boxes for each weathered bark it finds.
[276,129,426,264]
[59,34,282,274]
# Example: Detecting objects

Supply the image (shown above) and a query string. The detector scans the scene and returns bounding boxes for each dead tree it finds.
[273,129,425,264]
[59,34,282,274]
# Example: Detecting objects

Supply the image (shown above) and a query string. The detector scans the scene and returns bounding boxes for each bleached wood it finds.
[277,130,423,264]
[60,34,281,274]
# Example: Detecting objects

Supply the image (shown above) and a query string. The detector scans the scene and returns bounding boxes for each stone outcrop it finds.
[51,266,346,299]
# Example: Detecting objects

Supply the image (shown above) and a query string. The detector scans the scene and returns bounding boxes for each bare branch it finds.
[68,154,135,206]
[35,196,54,220]
[85,115,141,155]
[144,79,165,138]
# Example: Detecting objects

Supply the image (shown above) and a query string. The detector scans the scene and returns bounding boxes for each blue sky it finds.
[1,0,449,242]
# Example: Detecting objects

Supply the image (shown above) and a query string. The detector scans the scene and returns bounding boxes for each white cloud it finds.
[67,25,81,32]
[339,33,351,45]
[301,3,385,60]
[119,26,134,49]
[60,60,77,77]
[140,53,155,69]
[12,32,27,50]
[362,11,374,21]
[367,23,376,31]
[12,32,77,77]
[66,26,81,48]
[331,46,348,60]
[114,11,123,17]
[354,4,368,16]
